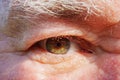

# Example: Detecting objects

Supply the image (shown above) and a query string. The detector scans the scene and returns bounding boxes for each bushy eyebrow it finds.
[11,0,104,19]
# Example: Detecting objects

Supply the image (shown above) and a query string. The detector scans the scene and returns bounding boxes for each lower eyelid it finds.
[27,39,78,64]
[27,48,74,64]
[27,49,91,67]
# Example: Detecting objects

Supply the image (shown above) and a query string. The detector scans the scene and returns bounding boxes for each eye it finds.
[30,36,94,55]
[28,36,95,64]
[45,37,70,54]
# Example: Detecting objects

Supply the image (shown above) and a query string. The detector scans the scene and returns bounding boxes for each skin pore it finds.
[0,0,120,80]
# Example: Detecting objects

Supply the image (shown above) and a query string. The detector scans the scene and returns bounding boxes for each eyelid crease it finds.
[16,29,84,51]
[70,36,96,53]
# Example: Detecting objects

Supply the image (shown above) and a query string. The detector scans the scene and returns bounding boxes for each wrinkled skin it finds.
[0,0,120,80]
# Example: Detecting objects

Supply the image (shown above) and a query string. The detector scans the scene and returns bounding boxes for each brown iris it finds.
[46,37,70,54]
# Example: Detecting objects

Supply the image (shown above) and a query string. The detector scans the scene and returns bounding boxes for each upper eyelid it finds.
[15,28,85,51]
[7,19,97,51]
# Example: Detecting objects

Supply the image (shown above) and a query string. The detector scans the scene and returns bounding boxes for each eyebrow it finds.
[8,1,102,23]
[11,0,103,19]
[4,0,115,38]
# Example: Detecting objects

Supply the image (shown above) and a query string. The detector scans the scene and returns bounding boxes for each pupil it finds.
[56,43,61,47]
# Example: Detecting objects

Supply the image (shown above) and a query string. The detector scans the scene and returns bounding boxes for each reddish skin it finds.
[0,0,120,80]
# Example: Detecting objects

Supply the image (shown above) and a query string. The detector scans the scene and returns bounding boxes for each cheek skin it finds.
[1,52,120,80]
[96,53,120,80]
[10,53,95,80]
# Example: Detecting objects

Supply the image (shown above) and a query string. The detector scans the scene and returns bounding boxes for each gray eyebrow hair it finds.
[11,0,104,19]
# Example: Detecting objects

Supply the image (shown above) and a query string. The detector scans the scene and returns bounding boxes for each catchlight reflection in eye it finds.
[46,37,70,54]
